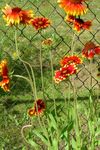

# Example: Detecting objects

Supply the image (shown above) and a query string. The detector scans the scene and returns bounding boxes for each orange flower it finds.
[31,17,51,30]
[60,55,82,67]
[54,64,77,83]
[82,42,100,59]
[74,18,92,31]
[65,15,75,23]
[2,4,22,26]
[2,4,34,26]
[61,63,77,75]
[0,60,10,92]
[58,0,87,16]
[20,10,34,25]
[0,77,10,92]
[54,55,82,83]
[28,99,46,116]
[65,15,92,32]
[54,70,67,83]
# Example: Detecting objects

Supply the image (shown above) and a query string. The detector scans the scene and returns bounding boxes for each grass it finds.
[0,0,100,149]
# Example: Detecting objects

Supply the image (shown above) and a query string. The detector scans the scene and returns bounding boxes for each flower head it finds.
[2,4,22,26]
[0,60,10,92]
[0,77,10,92]
[28,99,46,116]
[58,0,87,16]
[65,15,75,23]
[31,17,51,30]
[74,18,92,31]
[61,63,77,75]
[82,42,100,59]
[54,70,67,83]
[60,55,82,67]
[54,64,77,83]
[2,4,34,26]
[20,10,34,25]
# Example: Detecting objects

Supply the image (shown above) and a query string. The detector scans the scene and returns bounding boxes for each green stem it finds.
[88,59,95,150]
[71,33,76,55]
[49,50,59,149]
[14,28,44,136]
[14,28,37,99]
[40,43,45,99]
[49,50,57,117]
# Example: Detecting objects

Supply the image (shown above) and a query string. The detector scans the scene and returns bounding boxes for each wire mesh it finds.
[0,0,100,149]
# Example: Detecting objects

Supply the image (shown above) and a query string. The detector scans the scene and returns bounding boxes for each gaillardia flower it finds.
[65,15,75,23]
[54,64,77,83]
[65,15,92,32]
[74,18,92,31]
[58,0,87,16]
[20,10,34,25]
[61,63,77,75]
[60,55,82,67]
[54,70,67,83]
[2,4,34,26]
[28,99,46,116]
[82,42,100,59]
[31,17,51,30]
[0,60,10,92]
[54,55,82,83]
[2,4,22,26]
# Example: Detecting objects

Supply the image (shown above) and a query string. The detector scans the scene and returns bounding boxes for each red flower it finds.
[94,47,100,55]
[61,63,77,75]
[74,18,92,31]
[2,4,22,26]
[65,15,92,32]
[65,15,75,23]
[0,77,10,92]
[54,70,67,83]
[82,42,100,59]
[20,10,33,25]
[0,60,10,92]
[54,64,77,83]
[60,55,82,67]
[28,99,46,116]
[58,0,87,16]
[2,4,34,26]
[31,17,51,30]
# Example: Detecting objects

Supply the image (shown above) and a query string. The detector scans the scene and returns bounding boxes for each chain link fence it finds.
[0,0,99,97]
[0,0,100,149]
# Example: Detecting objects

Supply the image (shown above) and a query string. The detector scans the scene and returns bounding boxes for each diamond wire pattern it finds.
[0,0,99,98]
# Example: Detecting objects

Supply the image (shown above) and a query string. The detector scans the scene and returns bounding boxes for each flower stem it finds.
[14,28,37,100]
[40,42,45,99]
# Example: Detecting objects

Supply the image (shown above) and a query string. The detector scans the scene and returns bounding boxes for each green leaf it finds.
[28,139,39,149]
[48,113,57,130]
[52,138,58,150]
[72,138,77,149]
[33,130,48,144]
